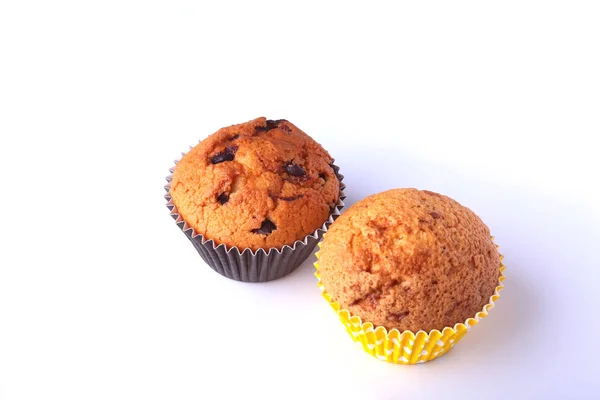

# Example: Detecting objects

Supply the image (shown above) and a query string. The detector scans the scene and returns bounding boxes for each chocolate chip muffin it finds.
[318,188,501,333]
[169,117,341,252]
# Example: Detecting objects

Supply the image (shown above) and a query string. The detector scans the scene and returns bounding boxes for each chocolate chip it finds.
[256,119,289,132]
[430,211,441,219]
[284,162,306,177]
[211,152,233,164]
[268,193,303,201]
[265,119,281,130]
[387,311,410,321]
[231,134,239,140]
[210,145,238,164]
[319,172,327,181]
[282,175,310,184]
[217,192,229,204]
[251,219,277,235]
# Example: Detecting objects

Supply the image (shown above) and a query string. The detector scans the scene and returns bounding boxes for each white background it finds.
[1,1,599,399]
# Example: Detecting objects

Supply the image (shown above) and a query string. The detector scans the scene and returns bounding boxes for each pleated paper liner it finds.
[165,151,346,282]
[314,246,505,364]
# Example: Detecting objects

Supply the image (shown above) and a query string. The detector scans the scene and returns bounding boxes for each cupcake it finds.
[165,117,345,282]
[315,188,504,364]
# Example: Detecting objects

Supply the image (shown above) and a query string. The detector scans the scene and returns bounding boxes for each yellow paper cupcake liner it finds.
[314,244,505,365]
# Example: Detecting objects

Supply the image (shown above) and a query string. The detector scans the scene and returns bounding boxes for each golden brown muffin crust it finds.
[170,117,340,251]
[318,189,500,332]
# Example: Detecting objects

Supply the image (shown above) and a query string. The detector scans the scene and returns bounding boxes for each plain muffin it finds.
[170,117,340,251]
[318,188,500,332]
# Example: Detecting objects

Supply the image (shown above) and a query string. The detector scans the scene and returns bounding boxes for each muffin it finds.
[165,117,345,282]
[315,188,504,364]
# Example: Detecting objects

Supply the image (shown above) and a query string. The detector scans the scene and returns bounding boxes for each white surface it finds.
[1,1,599,399]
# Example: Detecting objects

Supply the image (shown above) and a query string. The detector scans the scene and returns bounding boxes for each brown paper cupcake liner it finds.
[164,151,346,282]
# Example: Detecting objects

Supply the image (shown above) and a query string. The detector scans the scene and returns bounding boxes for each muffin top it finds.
[170,117,340,251]
[318,188,500,332]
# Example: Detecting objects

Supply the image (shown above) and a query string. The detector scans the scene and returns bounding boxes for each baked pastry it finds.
[166,117,344,282]
[170,117,340,251]
[315,188,504,364]
[318,188,500,332]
